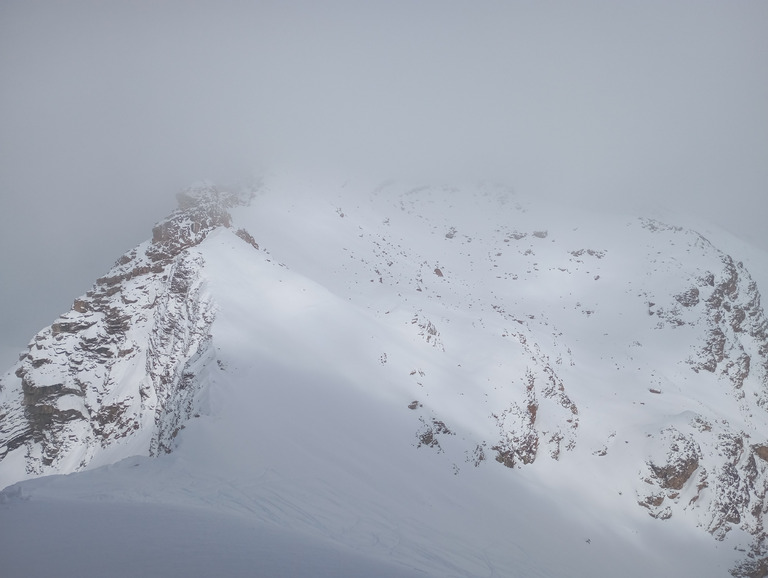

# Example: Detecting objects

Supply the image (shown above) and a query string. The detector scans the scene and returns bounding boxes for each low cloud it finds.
[1,0,767,364]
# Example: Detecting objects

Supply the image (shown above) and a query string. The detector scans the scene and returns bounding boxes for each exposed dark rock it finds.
[467,443,486,467]
[411,313,444,350]
[0,183,240,477]
[650,457,699,491]
[146,184,250,262]
[235,228,259,250]
[731,556,768,578]
[753,445,768,462]
[569,248,606,259]
[675,287,700,307]
[416,417,454,453]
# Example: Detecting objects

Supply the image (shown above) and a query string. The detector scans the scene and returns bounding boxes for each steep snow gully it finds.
[1,178,768,577]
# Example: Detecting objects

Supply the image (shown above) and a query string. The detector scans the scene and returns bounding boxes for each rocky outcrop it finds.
[489,363,577,468]
[491,370,540,467]
[639,425,704,521]
[638,225,768,567]
[416,417,454,453]
[146,253,214,455]
[0,183,256,480]
[147,184,245,261]
[684,251,768,402]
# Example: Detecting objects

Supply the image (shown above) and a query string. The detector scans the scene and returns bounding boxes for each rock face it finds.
[633,225,768,567]
[0,184,252,478]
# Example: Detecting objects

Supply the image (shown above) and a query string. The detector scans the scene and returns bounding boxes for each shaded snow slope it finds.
[1,176,767,576]
[0,479,430,578]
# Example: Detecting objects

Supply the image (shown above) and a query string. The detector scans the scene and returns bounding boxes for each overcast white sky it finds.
[1,1,767,368]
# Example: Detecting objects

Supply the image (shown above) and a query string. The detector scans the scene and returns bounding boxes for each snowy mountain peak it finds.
[0,182,260,484]
[2,178,768,576]
[148,182,254,261]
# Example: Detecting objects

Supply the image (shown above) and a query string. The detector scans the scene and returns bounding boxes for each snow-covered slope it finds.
[1,177,767,576]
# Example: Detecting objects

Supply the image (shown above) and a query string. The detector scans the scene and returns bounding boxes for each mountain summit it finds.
[1,177,767,577]
[0,183,252,477]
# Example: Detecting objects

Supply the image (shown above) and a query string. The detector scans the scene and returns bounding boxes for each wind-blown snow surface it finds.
[2,177,767,576]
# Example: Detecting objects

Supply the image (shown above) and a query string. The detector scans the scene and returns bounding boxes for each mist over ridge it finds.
[1,1,767,367]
